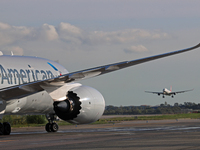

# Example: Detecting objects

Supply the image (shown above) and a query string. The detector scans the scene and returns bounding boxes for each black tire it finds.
[3,122,11,135]
[50,123,58,132]
[45,123,52,132]
[0,123,4,135]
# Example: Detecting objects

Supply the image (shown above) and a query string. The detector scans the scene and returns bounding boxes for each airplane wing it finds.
[0,43,199,100]
[63,43,200,83]
[170,89,194,94]
[145,91,164,95]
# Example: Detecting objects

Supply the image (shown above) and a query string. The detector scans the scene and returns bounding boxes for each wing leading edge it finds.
[0,43,199,100]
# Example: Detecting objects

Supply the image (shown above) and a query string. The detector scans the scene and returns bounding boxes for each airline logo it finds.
[0,64,54,85]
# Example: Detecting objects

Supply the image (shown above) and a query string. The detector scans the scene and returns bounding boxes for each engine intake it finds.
[53,91,82,120]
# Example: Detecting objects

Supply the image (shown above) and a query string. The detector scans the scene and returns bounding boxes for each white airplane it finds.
[0,43,199,135]
[145,87,194,98]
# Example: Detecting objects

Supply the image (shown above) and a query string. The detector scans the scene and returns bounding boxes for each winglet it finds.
[193,43,200,49]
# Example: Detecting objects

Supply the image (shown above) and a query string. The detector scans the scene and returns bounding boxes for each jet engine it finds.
[53,85,105,124]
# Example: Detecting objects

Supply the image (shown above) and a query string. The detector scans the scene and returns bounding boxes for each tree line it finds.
[103,102,200,115]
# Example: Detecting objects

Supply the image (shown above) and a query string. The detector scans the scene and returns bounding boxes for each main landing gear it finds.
[0,122,11,135]
[45,114,59,132]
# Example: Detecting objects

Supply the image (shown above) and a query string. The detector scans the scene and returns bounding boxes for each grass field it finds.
[10,113,200,127]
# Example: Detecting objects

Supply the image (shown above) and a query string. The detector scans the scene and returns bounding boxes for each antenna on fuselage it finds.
[0,51,3,56]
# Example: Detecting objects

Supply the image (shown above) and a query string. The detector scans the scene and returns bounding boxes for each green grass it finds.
[10,113,200,128]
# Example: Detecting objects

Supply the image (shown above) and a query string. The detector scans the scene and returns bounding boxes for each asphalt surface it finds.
[1,119,200,150]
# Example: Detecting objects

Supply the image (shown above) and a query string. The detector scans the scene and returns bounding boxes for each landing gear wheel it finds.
[45,122,58,132]
[45,123,52,132]
[50,123,58,132]
[3,122,11,135]
[0,123,4,135]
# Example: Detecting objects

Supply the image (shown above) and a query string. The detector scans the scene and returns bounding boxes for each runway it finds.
[1,119,200,150]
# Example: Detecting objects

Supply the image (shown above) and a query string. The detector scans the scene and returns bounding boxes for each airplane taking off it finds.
[145,87,194,98]
[0,43,199,135]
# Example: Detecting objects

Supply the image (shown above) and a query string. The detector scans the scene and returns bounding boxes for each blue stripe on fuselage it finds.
[47,62,58,71]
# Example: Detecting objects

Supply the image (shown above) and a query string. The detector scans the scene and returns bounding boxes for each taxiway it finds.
[1,119,200,149]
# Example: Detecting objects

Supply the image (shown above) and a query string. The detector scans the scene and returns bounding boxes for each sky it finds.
[0,0,200,106]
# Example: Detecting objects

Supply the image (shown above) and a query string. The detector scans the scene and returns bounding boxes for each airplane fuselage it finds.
[0,55,69,115]
[0,55,68,88]
[163,88,172,95]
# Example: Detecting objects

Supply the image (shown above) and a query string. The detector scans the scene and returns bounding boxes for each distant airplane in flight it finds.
[145,87,193,98]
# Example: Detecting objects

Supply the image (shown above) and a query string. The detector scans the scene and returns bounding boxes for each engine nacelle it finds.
[53,85,105,124]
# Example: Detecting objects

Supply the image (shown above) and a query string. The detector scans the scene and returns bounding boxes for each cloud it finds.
[0,22,33,46]
[57,22,83,44]
[40,24,59,41]
[88,29,169,45]
[58,22,82,35]
[124,45,148,53]
[0,22,169,55]
[0,22,11,30]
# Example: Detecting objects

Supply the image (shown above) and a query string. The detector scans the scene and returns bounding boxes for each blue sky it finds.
[0,0,200,106]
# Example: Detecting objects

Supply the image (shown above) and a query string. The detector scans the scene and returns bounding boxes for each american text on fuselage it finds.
[0,65,55,85]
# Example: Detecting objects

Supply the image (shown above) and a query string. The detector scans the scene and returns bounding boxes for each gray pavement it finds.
[1,119,200,150]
